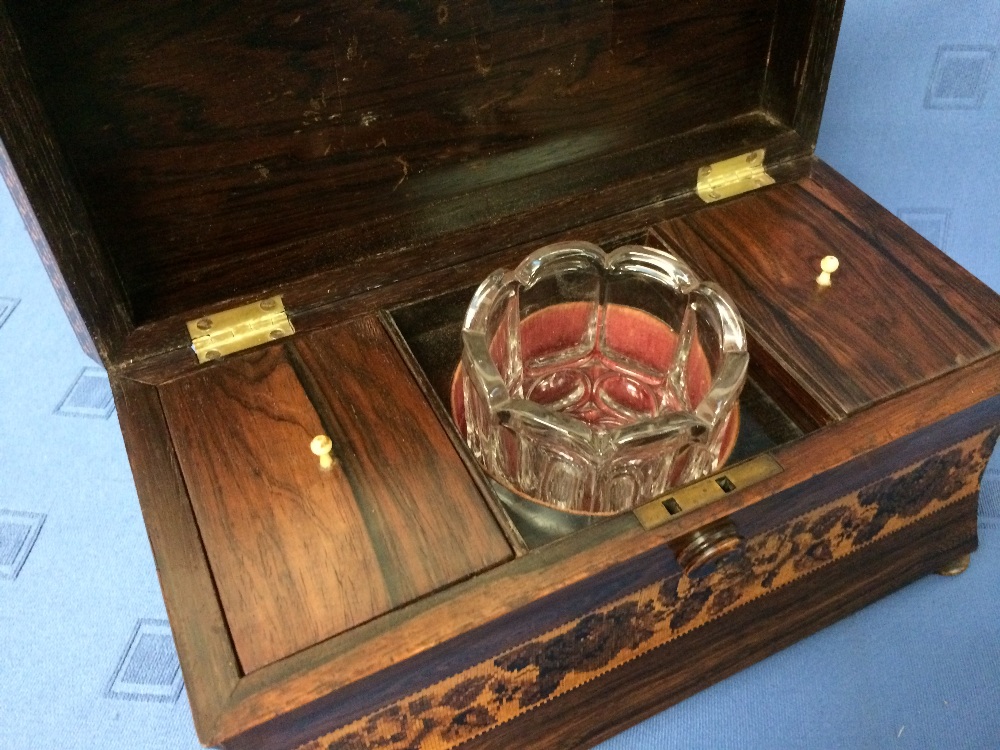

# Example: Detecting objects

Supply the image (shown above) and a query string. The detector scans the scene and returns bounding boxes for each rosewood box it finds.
[2,2,999,749]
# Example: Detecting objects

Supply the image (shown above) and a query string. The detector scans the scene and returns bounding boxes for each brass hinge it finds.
[633,454,783,531]
[186,295,294,364]
[696,149,775,203]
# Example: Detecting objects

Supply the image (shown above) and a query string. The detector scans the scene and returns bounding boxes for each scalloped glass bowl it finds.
[455,241,748,516]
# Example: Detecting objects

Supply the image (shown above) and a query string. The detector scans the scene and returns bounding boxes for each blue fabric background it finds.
[1,1,998,748]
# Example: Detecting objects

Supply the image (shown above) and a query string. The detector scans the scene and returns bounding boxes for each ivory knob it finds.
[310,434,335,470]
[816,255,840,287]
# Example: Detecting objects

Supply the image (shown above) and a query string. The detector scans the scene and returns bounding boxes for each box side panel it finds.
[0,139,99,362]
[111,377,241,746]
[0,3,132,364]
[213,359,1000,749]
[118,129,812,381]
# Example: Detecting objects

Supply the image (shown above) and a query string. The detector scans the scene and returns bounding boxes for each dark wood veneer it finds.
[0,3,132,364]
[111,378,241,742]
[292,317,514,598]
[653,162,1000,418]
[0,0,836,333]
[185,351,1000,746]
[119,139,812,381]
[160,346,394,675]
[158,317,512,675]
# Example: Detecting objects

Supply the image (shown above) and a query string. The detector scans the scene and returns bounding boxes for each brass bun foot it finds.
[937,553,972,577]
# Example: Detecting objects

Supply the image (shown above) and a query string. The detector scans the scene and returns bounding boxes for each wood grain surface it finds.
[112,378,242,744]
[118,126,812,379]
[159,346,393,674]
[250,425,994,750]
[13,0,1000,748]
[0,3,133,364]
[764,0,846,144]
[653,162,1000,418]
[3,0,818,328]
[1,0,849,371]
[292,316,513,601]
[209,352,1000,748]
[158,319,510,674]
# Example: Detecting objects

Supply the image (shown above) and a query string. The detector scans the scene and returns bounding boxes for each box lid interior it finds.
[2,0,843,361]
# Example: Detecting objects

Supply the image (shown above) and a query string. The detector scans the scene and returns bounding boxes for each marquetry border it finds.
[301,427,999,750]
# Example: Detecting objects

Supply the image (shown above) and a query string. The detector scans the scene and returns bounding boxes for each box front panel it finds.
[290,424,997,750]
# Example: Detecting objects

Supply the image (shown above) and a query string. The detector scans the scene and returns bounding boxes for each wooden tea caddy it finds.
[3,2,999,748]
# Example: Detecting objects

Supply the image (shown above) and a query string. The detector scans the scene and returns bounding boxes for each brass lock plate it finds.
[633,454,783,530]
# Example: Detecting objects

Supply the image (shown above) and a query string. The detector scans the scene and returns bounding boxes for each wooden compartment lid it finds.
[0,0,846,367]
[156,316,514,675]
[653,163,1000,421]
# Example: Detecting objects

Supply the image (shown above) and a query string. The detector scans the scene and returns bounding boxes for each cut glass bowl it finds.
[457,241,747,516]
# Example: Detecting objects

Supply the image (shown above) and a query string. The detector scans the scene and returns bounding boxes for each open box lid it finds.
[0,0,844,369]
